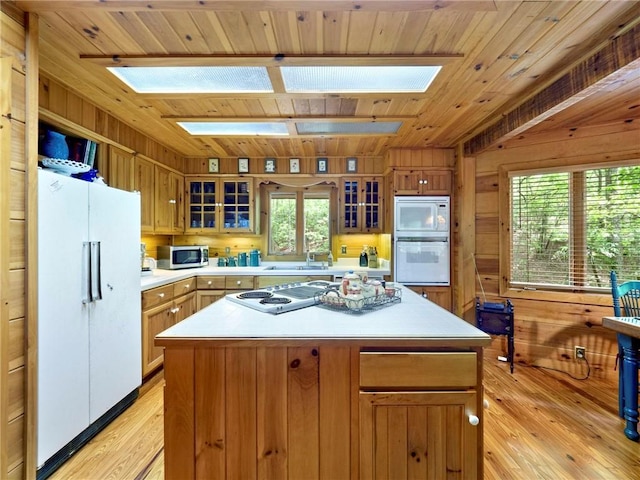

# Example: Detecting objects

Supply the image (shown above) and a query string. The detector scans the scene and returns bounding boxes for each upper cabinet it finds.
[185,177,254,234]
[135,157,155,234]
[155,165,184,234]
[393,170,452,196]
[339,177,383,233]
[103,146,134,191]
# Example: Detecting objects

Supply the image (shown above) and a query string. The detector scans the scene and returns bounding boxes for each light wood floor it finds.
[48,359,640,480]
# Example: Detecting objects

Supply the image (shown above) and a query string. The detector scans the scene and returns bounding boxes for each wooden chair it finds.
[610,270,640,421]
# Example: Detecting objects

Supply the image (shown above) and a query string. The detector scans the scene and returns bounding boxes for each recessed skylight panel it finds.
[107,66,273,93]
[296,121,402,135]
[177,122,289,136]
[281,66,441,93]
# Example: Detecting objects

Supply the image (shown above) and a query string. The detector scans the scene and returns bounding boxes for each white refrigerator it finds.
[37,169,141,474]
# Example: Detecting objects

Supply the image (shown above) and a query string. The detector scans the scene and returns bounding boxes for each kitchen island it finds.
[155,285,491,480]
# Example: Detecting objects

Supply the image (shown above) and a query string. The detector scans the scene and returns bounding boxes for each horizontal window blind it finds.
[510,165,640,290]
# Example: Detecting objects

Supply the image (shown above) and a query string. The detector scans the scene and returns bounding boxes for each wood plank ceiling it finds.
[14,0,640,159]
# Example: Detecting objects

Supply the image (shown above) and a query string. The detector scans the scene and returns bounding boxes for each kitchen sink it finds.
[264,265,329,271]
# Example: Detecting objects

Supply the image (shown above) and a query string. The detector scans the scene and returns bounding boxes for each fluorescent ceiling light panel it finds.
[107,66,273,93]
[281,66,441,93]
[177,122,289,136]
[296,121,402,135]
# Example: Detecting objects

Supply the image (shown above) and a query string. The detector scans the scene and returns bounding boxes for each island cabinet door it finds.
[163,346,354,479]
[359,391,478,480]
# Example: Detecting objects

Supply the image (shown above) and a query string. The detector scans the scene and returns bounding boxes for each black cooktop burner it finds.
[237,291,273,299]
[260,297,292,305]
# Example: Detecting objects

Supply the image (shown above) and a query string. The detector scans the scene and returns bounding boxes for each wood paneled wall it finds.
[1,7,27,479]
[386,147,455,169]
[183,156,385,176]
[469,122,640,379]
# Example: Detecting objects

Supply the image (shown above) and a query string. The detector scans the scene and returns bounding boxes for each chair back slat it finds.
[611,270,640,317]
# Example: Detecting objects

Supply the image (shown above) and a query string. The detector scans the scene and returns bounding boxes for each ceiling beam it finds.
[464,23,640,156]
[82,54,463,68]
[15,1,497,13]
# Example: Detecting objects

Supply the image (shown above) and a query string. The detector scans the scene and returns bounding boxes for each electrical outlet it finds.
[341,245,347,254]
[574,346,586,359]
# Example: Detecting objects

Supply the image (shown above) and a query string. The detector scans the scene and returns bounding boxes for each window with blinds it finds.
[510,165,640,291]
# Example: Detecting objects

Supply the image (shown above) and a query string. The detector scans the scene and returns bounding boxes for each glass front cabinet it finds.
[340,177,383,233]
[185,177,254,233]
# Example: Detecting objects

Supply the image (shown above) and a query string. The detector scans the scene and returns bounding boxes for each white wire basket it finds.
[315,287,401,314]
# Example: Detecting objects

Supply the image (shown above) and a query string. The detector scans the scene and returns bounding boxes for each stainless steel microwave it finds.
[157,245,209,270]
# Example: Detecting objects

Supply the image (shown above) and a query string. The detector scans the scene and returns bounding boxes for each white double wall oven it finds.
[394,196,450,286]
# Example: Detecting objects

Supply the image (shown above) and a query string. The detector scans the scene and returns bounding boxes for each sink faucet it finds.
[306,250,315,266]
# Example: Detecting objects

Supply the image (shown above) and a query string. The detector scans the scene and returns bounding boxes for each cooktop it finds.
[225,280,336,315]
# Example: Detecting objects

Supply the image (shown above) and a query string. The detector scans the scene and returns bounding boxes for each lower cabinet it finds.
[359,391,478,478]
[408,286,452,311]
[141,277,196,377]
[359,351,479,479]
[196,275,226,310]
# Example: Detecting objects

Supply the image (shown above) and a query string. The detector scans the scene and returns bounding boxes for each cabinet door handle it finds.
[184,284,190,289]
[170,307,180,314]
[169,199,177,204]
[158,293,165,298]
[237,280,241,285]
[468,415,479,426]
[207,281,212,285]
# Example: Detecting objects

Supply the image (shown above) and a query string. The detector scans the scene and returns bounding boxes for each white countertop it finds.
[155,285,491,345]
[140,259,391,291]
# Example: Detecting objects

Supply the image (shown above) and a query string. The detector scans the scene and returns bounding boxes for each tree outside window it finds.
[268,187,331,256]
[510,164,640,290]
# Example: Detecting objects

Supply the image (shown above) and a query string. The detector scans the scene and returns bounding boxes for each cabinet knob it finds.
[237,280,241,285]
[170,307,180,314]
[185,284,190,289]
[468,415,479,426]
[207,281,212,285]
[158,293,165,298]
[169,199,177,204]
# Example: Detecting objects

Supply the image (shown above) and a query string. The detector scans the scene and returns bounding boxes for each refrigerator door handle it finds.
[90,241,103,301]
[82,241,91,304]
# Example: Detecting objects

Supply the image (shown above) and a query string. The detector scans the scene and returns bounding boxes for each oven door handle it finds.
[396,237,448,243]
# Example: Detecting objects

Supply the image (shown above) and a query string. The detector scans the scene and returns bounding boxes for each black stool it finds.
[475,297,515,373]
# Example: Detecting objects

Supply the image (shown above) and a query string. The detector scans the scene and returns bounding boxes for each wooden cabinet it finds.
[141,278,196,377]
[155,165,184,233]
[185,177,254,233]
[195,275,254,310]
[196,275,226,310]
[408,286,452,311]
[339,177,383,233]
[104,146,135,191]
[135,157,155,233]
[359,351,480,479]
[225,275,255,291]
[393,169,452,195]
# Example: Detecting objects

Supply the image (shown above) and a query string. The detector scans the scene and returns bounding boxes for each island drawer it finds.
[142,284,174,310]
[226,276,255,290]
[360,352,477,389]
[197,276,225,290]
[173,277,196,297]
